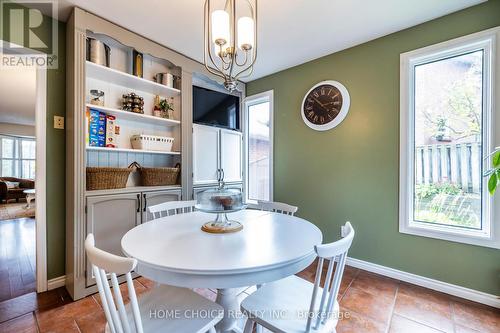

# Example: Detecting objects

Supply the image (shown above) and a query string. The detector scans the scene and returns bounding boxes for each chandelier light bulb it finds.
[211,10,230,46]
[237,16,254,50]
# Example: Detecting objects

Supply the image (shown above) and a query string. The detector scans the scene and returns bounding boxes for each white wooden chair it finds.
[85,234,223,333]
[250,200,298,216]
[240,222,355,333]
[147,200,196,220]
[248,200,299,310]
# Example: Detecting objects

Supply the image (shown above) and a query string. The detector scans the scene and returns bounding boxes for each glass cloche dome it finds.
[196,180,246,233]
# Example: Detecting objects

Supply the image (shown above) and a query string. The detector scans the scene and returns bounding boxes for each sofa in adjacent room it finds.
[0,177,35,203]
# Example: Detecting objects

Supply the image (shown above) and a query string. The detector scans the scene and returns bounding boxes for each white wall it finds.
[0,122,35,137]
[0,68,36,126]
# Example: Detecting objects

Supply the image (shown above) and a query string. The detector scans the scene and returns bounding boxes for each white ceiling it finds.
[56,0,484,80]
[0,69,36,126]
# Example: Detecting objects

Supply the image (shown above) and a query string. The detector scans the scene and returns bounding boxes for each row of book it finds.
[85,108,119,148]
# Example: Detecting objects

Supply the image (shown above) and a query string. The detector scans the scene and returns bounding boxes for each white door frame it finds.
[1,41,48,292]
[35,59,48,292]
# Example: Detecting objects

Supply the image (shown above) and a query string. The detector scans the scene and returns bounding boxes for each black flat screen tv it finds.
[193,86,240,130]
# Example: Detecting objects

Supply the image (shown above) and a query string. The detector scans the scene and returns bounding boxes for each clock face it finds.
[301,81,350,131]
[303,85,343,125]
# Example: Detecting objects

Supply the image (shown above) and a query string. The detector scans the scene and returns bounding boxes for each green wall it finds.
[46,21,66,279]
[1,8,67,279]
[247,0,500,295]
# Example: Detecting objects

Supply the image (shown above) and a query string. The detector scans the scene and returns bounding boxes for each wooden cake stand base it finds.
[201,221,243,234]
[199,211,245,234]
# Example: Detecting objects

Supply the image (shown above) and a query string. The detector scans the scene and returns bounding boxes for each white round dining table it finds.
[121,209,323,333]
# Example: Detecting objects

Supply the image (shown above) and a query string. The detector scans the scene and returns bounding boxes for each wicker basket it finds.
[86,167,133,190]
[134,162,180,186]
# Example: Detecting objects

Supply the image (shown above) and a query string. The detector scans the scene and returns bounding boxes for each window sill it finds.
[400,221,500,249]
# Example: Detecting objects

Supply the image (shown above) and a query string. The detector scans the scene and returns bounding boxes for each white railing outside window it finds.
[0,135,36,179]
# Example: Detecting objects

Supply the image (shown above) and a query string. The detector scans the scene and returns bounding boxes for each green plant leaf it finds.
[488,172,498,195]
[493,151,500,167]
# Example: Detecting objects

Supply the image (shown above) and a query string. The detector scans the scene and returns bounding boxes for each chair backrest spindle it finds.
[305,257,324,332]
[306,222,355,333]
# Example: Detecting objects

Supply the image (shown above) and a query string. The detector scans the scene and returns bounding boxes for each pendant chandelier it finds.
[204,0,258,92]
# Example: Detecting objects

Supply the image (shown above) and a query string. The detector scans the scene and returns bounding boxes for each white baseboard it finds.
[47,275,66,291]
[346,257,500,309]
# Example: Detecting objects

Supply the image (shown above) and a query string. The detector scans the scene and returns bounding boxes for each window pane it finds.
[22,160,35,179]
[414,50,483,229]
[1,160,14,177]
[2,138,14,158]
[21,140,36,159]
[248,101,271,201]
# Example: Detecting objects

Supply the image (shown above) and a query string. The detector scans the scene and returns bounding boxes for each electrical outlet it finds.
[54,116,65,129]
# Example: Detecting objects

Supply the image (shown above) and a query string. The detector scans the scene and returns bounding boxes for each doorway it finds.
[0,46,47,301]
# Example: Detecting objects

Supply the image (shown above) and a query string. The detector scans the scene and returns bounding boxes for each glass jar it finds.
[90,90,105,106]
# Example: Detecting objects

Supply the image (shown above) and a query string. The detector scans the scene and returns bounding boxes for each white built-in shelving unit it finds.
[84,31,183,191]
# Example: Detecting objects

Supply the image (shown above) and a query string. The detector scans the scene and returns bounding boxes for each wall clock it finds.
[301,80,350,131]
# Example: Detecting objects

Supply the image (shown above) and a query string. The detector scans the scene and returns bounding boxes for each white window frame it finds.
[400,27,500,249]
[243,90,274,204]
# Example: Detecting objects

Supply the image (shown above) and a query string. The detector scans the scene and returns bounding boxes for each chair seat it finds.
[241,275,339,333]
[106,285,223,333]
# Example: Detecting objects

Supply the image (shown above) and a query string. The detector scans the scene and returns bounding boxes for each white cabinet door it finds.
[86,193,141,286]
[142,190,182,222]
[220,129,242,183]
[193,124,220,185]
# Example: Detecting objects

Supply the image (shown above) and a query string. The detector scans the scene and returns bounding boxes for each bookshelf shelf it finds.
[85,104,180,126]
[86,146,181,155]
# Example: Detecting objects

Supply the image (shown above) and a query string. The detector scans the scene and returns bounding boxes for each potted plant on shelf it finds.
[159,97,174,119]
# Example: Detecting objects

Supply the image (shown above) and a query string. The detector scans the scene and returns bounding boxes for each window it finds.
[0,135,36,179]
[244,90,273,202]
[400,28,500,248]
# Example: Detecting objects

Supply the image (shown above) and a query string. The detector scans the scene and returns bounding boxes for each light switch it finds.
[54,116,65,129]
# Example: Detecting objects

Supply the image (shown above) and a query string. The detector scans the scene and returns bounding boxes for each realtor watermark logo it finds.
[0,0,58,69]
